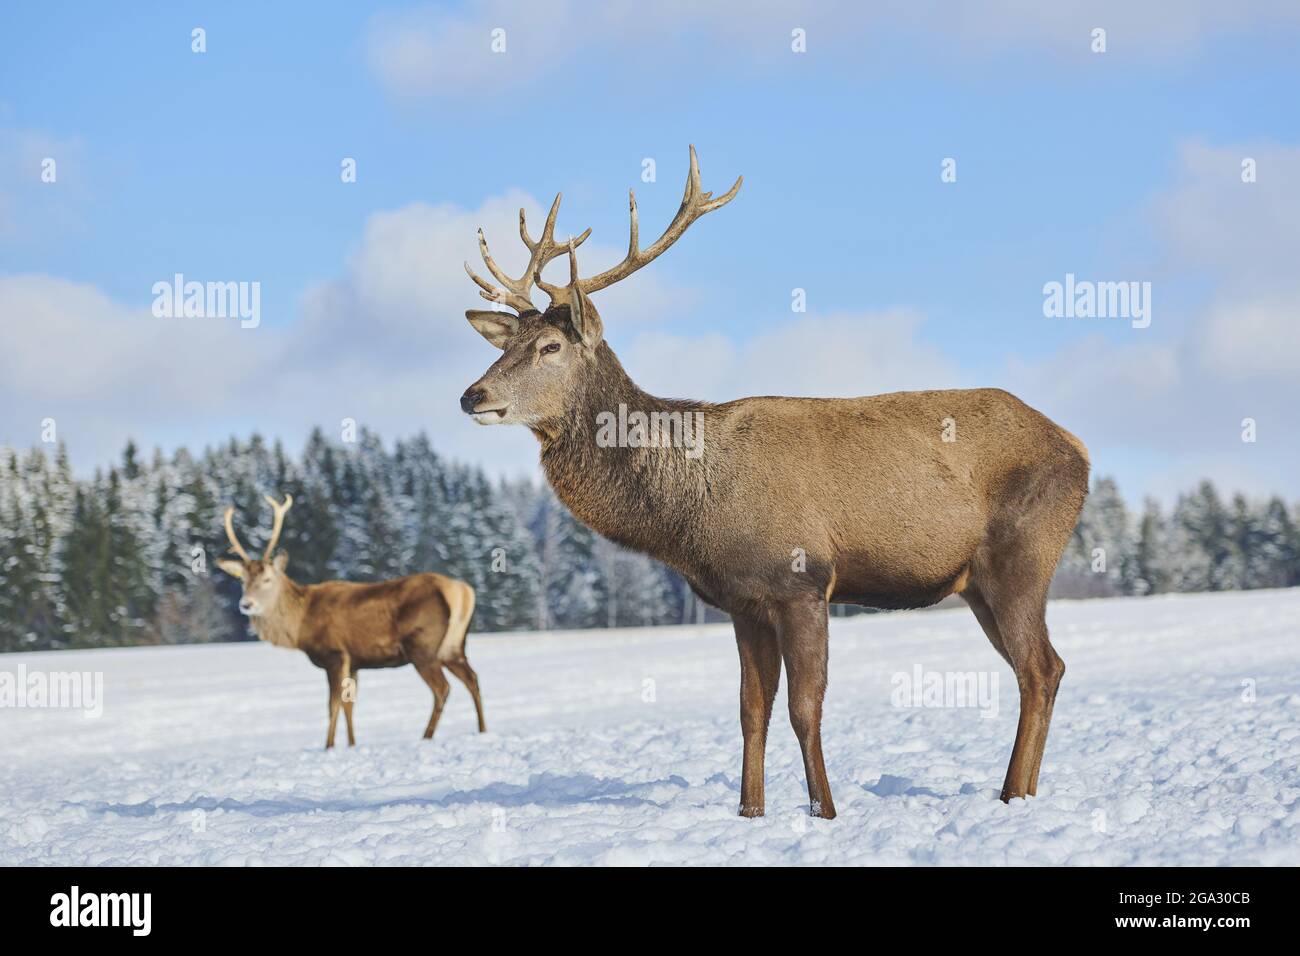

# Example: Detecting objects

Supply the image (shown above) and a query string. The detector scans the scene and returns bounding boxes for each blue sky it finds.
[3,1,1299,501]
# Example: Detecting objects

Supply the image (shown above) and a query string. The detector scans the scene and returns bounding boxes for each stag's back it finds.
[698,387,1088,606]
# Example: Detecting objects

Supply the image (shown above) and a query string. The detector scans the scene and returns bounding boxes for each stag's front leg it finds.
[774,595,837,819]
[733,613,781,817]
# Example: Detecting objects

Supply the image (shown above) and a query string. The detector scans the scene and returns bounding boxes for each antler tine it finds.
[464,242,534,314]
[262,492,294,560]
[534,254,566,303]
[224,506,252,563]
[535,237,587,313]
[580,145,742,295]
[521,204,591,261]
[465,193,589,314]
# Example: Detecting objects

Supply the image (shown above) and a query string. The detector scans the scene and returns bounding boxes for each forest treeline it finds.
[2,429,1298,651]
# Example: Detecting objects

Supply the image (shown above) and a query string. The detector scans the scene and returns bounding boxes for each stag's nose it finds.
[460,388,485,414]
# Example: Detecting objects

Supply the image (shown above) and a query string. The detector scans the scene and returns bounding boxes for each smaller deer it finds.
[217,494,485,749]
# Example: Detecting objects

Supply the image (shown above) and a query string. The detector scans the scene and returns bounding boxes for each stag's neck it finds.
[251,577,309,650]
[536,343,713,568]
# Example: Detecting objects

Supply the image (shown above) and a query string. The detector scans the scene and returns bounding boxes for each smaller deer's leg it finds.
[415,661,451,741]
[325,660,344,750]
[774,596,837,820]
[444,657,486,733]
[342,666,357,747]
[734,613,781,818]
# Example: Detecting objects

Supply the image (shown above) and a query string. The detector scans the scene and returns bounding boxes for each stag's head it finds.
[460,146,741,428]
[216,494,294,616]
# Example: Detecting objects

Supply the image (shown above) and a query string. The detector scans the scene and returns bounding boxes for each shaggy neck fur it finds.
[537,343,715,573]
[250,577,309,649]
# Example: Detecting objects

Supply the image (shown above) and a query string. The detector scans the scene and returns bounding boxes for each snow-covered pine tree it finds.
[522,484,601,629]
[1166,487,1218,592]
[1053,476,1134,597]
[1132,497,1170,595]
[1248,496,1298,588]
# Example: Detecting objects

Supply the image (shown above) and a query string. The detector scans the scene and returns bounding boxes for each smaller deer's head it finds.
[216,494,293,617]
[460,146,740,431]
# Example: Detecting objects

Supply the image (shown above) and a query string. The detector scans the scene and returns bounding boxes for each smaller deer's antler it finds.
[262,493,294,560]
[224,507,253,562]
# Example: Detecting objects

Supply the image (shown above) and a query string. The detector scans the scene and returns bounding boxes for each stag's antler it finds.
[533,146,742,313]
[224,507,253,562]
[262,493,293,560]
[575,145,742,296]
[466,146,740,317]
[464,194,591,315]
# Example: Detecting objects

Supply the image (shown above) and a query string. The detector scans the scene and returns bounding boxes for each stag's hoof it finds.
[738,804,764,818]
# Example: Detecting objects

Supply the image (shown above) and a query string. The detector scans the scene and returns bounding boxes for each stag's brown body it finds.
[459,147,1088,818]
[218,496,485,749]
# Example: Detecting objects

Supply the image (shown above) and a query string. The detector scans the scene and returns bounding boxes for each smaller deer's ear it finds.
[217,559,245,580]
[273,552,289,573]
[466,310,519,349]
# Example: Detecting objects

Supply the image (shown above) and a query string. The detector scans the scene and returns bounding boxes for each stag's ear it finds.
[568,289,603,349]
[273,552,289,573]
[466,310,519,349]
[217,559,245,580]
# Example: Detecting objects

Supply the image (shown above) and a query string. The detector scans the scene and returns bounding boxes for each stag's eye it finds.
[540,342,561,355]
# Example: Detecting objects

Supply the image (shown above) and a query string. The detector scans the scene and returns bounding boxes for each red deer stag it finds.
[216,494,486,749]
[459,147,1089,818]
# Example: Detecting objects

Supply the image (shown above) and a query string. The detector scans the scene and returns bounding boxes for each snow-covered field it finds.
[3,589,1298,866]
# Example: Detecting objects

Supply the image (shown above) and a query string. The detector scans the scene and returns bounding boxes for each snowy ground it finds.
[3,589,1298,866]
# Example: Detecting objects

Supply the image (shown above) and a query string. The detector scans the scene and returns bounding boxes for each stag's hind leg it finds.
[961,582,1060,801]
[965,439,1083,801]
[444,657,486,733]
[966,559,1067,801]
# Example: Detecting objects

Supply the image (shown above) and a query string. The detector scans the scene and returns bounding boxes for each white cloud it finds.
[1155,142,1300,290]
[0,274,276,466]
[8,135,1299,501]
[364,1,1300,97]
[621,309,958,403]
[1147,142,1300,380]
[0,191,683,478]
[1198,292,1300,379]
[1003,334,1185,448]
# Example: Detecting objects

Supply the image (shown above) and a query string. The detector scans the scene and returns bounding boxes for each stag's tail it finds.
[437,580,476,662]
